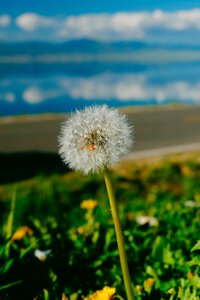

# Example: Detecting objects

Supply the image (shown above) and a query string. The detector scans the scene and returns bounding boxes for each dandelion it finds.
[58,105,134,300]
[144,278,155,295]
[76,226,84,234]
[80,199,98,210]
[84,286,116,300]
[58,105,133,174]
[11,226,33,243]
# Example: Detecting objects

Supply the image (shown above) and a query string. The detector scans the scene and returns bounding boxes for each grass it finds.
[0,153,200,299]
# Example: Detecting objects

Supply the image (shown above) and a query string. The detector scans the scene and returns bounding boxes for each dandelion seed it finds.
[58,105,133,174]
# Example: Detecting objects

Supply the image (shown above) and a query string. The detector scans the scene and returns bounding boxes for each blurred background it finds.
[1,0,200,181]
[1,0,200,115]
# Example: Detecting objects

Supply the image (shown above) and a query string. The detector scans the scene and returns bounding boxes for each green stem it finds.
[104,169,134,300]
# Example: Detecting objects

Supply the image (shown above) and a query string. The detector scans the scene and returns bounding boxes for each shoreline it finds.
[1,103,200,124]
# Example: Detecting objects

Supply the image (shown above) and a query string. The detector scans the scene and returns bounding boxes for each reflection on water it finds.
[0,61,200,117]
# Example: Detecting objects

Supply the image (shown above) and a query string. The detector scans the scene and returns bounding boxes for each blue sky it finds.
[1,0,200,16]
[1,0,200,44]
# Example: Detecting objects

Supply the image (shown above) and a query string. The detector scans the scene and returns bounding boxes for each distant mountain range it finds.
[0,39,200,56]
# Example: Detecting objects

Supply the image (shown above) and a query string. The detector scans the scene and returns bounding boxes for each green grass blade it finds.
[0,280,23,291]
[4,184,17,258]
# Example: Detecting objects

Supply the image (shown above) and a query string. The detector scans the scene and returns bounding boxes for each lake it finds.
[1,42,200,117]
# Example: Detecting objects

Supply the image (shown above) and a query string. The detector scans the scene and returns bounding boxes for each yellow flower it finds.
[135,285,142,295]
[11,226,33,242]
[144,278,155,294]
[187,271,194,279]
[80,199,98,210]
[84,286,116,300]
[77,226,84,234]
[61,293,68,300]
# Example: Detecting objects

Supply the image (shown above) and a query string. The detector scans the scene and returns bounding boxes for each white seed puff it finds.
[58,105,133,174]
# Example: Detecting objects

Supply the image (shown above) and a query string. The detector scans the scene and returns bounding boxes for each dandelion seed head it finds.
[58,105,133,174]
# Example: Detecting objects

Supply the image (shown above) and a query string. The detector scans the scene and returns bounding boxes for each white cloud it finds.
[14,8,200,40]
[16,13,56,31]
[22,73,200,105]
[58,9,200,41]
[0,15,11,27]
[14,9,200,41]
[59,73,200,103]
[58,12,147,40]
[151,9,200,31]
[23,87,44,103]
[23,86,62,104]
[0,92,15,102]
[60,73,146,100]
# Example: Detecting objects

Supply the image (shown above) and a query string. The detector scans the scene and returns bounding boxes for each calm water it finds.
[1,59,200,117]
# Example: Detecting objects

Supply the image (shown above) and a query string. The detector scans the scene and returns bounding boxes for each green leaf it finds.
[115,295,125,300]
[70,293,79,300]
[188,256,200,267]
[1,259,14,274]
[43,289,49,300]
[191,241,200,252]
[104,228,114,250]
[163,244,175,266]
[146,265,158,280]
[4,185,17,240]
